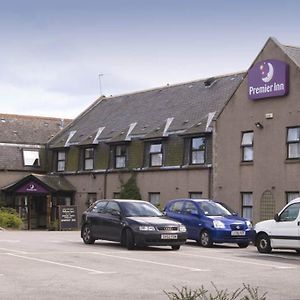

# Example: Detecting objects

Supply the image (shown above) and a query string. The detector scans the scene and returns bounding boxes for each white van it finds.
[254,198,300,253]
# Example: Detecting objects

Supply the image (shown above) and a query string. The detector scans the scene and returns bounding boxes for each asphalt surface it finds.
[1,231,300,299]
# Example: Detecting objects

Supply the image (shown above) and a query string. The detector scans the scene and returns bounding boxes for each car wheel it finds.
[237,242,250,248]
[125,228,135,250]
[199,230,213,247]
[256,233,272,253]
[171,245,180,250]
[82,224,95,244]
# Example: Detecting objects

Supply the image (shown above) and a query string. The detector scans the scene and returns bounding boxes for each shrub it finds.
[164,283,267,300]
[0,208,23,229]
[119,173,141,200]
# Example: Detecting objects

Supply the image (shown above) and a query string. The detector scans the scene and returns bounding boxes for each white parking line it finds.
[92,252,210,272]
[4,253,116,275]
[0,247,27,254]
[0,240,20,243]
[176,252,297,270]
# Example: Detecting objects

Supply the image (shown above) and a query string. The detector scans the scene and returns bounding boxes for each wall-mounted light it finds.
[255,122,264,129]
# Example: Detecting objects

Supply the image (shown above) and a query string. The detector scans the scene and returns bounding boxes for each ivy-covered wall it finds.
[66,147,79,171]
[95,144,110,170]
[164,136,184,166]
[128,140,144,169]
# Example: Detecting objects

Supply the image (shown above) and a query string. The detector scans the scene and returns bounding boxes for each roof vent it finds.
[204,77,216,87]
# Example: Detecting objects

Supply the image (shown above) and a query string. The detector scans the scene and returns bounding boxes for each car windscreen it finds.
[121,202,163,217]
[198,201,232,216]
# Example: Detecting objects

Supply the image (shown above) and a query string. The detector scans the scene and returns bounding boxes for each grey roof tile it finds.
[49,73,244,148]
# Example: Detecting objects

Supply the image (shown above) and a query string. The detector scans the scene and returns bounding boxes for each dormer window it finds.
[84,148,94,170]
[23,149,40,167]
[149,143,163,167]
[115,145,127,169]
[57,151,66,172]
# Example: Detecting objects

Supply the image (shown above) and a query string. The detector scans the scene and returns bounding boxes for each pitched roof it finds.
[49,73,244,148]
[2,173,75,193]
[0,114,72,145]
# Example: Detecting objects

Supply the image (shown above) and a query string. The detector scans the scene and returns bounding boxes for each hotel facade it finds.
[2,37,300,228]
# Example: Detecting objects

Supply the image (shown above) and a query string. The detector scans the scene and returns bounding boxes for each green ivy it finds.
[119,173,142,200]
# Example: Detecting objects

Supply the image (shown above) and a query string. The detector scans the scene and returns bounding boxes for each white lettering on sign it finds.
[249,82,285,96]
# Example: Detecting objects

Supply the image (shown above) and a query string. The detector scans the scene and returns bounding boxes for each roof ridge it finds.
[0,113,72,121]
[98,71,246,101]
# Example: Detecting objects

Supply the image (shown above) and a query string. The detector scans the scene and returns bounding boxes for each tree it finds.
[119,173,141,200]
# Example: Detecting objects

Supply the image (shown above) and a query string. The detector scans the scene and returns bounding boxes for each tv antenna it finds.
[98,73,105,96]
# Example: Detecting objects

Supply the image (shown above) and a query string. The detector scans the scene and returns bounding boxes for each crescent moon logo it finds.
[260,62,274,83]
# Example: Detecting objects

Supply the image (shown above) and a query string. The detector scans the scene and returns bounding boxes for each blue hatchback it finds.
[164,199,254,248]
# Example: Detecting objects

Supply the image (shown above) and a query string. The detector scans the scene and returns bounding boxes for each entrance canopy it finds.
[2,174,75,194]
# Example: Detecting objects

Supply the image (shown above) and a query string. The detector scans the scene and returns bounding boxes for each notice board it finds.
[58,205,78,230]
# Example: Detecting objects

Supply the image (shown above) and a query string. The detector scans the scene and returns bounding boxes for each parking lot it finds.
[1,231,300,299]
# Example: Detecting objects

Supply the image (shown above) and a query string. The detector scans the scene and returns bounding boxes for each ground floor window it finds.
[286,192,300,203]
[241,192,253,221]
[189,192,203,199]
[149,193,160,208]
[113,192,120,199]
[87,193,97,207]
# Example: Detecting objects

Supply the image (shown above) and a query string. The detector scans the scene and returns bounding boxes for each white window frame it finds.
[115,145,127,169]
[23,149,40,167]
[287,127,300,159]
[241,131,254,162]
[57,151,66,172]
[190,137,205,164]
[241,192,253,221]
[84,148,94,170]
[149,143,163,167]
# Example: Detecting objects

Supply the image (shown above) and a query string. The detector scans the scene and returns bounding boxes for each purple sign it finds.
[16,181,49,194]
[248,59,289,100]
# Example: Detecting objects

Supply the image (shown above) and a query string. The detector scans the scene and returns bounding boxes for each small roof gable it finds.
[2,174,75,193]
[49,73,244,148]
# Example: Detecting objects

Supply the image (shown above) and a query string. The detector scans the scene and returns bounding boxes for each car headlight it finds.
[139,226,155,231]
[246,220,252,229]
[179,225,187,232]
[213,220,225,229]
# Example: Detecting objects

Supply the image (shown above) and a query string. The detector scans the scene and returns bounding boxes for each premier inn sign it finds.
[248,59,289,100]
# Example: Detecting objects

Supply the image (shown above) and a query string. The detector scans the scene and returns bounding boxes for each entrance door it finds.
[28,196,47,229]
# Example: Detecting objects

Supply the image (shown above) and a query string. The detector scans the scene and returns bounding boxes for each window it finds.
[286,192,300,203]
[92,201,108,213]
[242,192,253,221]
[150,143,163,166]
[23,149,40,167]
[189,192,203,199]
[87,193,97,207]
[168,201,184,213]
[279,202,300,222]
[105,201,121,215]
[287,127,300,159]
[241,131,254,162]
[183,202,198,215]
[149,193,160,207]
[115,145,127,168]
[113,192,121,199]
[84,148,94,170]
[57,151,66,172]
[191,137,205,164]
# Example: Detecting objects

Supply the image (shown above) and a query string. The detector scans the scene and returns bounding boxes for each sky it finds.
[1,0,300,119]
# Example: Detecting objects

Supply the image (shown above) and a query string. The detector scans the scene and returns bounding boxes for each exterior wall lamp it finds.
[255,122,264,129]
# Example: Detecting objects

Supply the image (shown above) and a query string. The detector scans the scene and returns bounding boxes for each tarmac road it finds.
[1,230,300,300]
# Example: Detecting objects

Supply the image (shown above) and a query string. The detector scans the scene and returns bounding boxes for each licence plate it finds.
[161,234,178,240]
[231,230,246,236]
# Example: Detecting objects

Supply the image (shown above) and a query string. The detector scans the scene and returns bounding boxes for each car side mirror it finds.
[274,213,280,222]
[111,210,121,218]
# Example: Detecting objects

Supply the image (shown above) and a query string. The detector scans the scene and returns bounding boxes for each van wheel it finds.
[82,225,95,244]
[237,242,250,248]
[199,230,213,247]
[256,233,272,253]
